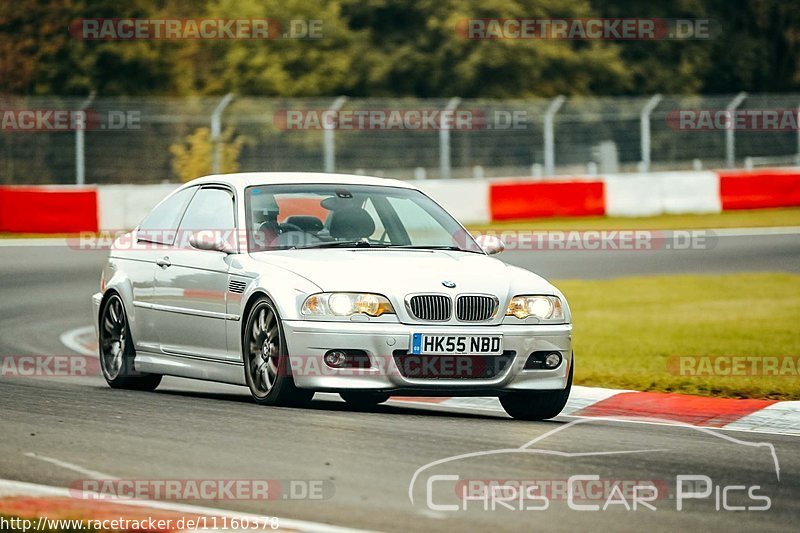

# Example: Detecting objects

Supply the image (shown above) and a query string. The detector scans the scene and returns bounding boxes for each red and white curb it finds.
[59,326,800,437]
[0,479,371,533]
[390,390,800,436]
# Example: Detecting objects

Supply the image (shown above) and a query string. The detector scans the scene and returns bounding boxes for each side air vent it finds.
[228,280,247,294]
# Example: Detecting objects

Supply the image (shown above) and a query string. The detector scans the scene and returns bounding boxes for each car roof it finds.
[183,172,421,192]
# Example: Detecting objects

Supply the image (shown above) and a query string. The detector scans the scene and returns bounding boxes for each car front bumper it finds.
[282,320,572,394]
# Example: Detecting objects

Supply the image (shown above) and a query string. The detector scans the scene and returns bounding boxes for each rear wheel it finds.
[243,297,313,407]
[340,391,390,409]
[500,362,573,421]
[99,294,161,391]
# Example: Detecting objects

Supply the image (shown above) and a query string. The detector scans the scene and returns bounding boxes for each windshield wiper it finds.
[384,244,482,253]
[296,240,372,249]
[293,242,482,253]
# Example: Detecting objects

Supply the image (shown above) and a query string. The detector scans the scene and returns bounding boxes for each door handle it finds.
[156,257,171,268]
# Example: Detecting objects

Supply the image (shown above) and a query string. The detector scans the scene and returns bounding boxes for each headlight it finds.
[506,295,564,321]
[301,292,395,317]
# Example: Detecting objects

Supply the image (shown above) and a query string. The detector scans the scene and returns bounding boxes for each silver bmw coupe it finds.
[92,173,573,420]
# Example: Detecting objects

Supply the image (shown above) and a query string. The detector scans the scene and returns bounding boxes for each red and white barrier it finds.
[489,179,605,220]
[97,184,178,231]
[1,168,799,232]
[484,167,800,223]
[0,185,98,233]
[719,168,800,210]
[603,171,721,217]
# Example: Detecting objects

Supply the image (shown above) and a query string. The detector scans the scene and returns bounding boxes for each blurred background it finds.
[2,0,799,184]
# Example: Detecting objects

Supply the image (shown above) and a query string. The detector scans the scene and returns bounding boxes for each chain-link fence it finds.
[1,93,799,185]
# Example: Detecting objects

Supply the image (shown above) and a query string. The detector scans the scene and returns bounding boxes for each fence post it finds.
[725,92,747,168]
[75,91,95,185]
[439,97,461,179]
[640,94,662,172]
[324,96,347,173]
[211,93,234,174]
[543,95,566,177]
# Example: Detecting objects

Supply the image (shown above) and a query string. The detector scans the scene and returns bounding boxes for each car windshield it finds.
[245,184,479,253]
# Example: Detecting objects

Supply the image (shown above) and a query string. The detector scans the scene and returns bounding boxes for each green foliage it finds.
[1,0,798,97]
[169,127,244,182]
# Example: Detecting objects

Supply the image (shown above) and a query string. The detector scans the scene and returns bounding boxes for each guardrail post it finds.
[543,95,566,177]
[439,97,461,179]
[211,93,235,174]
[640,94,662,172]
[323,96,347,173]
[75,91,95,185]
[725,92,747,168]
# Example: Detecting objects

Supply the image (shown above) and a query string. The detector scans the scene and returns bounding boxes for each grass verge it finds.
[558,272,800,400]
[468,207,800,232]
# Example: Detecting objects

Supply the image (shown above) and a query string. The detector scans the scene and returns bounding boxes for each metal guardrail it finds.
[1,94,799,184]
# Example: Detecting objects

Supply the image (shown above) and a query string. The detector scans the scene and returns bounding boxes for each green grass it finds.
[557,272,800,400]
[468,207,800,232]
[0,233,76,239]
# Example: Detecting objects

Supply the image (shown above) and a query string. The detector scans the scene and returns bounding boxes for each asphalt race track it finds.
[1,233,799,532]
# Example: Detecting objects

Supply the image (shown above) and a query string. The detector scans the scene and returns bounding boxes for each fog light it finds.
[544,352,562,369]
[324,350,348,368]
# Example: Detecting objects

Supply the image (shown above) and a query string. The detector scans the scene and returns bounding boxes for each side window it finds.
[178,187,235,232]
[138,188,195,245]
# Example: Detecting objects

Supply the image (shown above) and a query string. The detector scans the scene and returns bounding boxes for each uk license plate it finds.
[410,333,503,355]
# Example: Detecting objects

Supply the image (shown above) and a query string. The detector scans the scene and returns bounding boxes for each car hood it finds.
[248,248,555,298]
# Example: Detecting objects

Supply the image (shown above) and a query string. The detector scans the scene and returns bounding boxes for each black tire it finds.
[340,391,391,409]
[98,293,162,391]
[243,296,314,407]
[500,361,573,421]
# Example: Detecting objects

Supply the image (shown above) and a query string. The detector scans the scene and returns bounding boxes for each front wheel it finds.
[243,297,313,407]
[500,362,573,421]
[98,293,161,391]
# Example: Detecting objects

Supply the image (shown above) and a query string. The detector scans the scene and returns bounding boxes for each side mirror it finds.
[474,234,505,255]
[189,231,234,254]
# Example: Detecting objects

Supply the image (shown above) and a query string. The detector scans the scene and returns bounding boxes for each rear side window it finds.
[138,188,195,245]
[178,187,235,232]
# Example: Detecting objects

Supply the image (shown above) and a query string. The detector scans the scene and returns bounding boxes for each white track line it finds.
[0,478,376,533]
[59,326,97,357]
[712,226,800,237]
[24,452,117,480]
